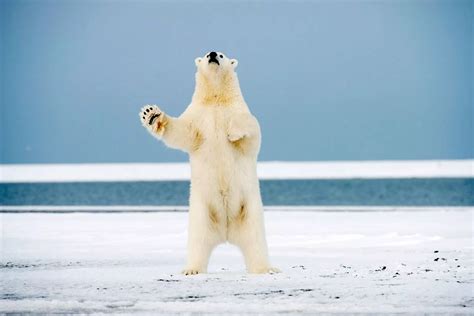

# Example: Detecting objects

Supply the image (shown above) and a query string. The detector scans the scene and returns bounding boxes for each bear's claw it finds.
[182,269,201,276]
[148,113,161,125]
[267,267,281,274]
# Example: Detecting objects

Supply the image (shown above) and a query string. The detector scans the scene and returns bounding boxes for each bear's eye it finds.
[219,54,223,58]
[206,54,209,58]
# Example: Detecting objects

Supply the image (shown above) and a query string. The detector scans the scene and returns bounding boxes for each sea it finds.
[1,179,473,206]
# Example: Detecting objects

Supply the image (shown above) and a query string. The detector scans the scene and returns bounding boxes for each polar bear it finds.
[139,51,279,275]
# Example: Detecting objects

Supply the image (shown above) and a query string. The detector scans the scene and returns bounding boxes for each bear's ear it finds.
[230,59,238,69]
[195,57,202,67]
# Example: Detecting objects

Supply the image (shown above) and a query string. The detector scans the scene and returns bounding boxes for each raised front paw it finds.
[139,105,167,135]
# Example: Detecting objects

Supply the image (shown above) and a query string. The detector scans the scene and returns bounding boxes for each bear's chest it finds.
[193,107,233,139]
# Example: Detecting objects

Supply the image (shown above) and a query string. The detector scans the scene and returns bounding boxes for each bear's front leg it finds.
[227,114,261,156]
[227,117,249,142]
[139,104,168,136]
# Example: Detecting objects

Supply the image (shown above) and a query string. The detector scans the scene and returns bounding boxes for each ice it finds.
[1,209,473,313]
[1,160,472,182]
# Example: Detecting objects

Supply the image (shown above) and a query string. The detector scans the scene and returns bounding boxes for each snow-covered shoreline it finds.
[1,210,473,314]
[1,160,473,183]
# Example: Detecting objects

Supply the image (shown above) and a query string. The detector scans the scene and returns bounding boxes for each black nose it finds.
[209,52,217,58]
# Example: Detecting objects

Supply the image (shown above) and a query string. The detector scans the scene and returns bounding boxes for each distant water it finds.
[1,179,473,206]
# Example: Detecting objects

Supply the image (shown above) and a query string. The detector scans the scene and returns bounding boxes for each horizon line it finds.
[0,205,472,213]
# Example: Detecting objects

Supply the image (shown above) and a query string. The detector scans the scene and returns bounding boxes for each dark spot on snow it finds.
[156,278,179,283]
[234,290,284,297]
[425,269,432,272]
[1,293,47,301]
[167,295,206,302]
[1,293,22,300]
[106,302,136,309]
[457,265,461,268]
[434,250,439,253]
[375,266,387,272]
[319,274,335,278]
[1,261,83,270]
[0,262,41,269]
[334,296,340,299]
[434,258,440,261]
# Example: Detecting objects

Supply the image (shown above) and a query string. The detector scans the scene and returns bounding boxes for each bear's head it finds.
[195,51,238,79]
[192,51,242,105]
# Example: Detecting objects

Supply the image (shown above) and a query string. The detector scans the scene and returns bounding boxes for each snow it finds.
[1,209,473,314]
[1,160,473,182]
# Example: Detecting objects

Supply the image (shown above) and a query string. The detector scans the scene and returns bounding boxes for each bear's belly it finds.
[189,136,258,214]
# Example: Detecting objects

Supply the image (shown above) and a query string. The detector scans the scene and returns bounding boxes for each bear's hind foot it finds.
[182,268,205,276]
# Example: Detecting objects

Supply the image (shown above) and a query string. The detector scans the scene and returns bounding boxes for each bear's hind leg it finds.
[228,201,280,274]
[183,201,225,275]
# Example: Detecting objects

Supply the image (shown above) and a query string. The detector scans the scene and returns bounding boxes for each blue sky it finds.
[1,0,472,164]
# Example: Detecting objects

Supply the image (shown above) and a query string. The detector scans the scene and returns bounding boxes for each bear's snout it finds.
[208,51,220,65]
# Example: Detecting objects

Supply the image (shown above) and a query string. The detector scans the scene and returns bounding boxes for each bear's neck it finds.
[192,72,245,107]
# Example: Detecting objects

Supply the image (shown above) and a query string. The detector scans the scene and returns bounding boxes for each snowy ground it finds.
[1,209,473,314]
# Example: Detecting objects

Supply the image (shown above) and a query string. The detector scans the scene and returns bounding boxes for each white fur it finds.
[139,52,279,275]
